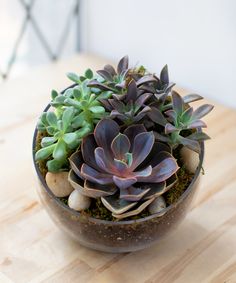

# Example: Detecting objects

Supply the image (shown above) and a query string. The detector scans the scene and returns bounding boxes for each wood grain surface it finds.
[0,54,236,283]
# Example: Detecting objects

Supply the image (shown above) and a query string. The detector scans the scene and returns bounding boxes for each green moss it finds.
[35,131,48,178]
[164,166,194,206]
[60,197,68,206]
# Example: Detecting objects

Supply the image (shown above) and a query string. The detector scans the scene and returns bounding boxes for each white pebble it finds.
[180,146,200,173]
[68,190,91,211]
[46,171,73,197]
[148,196,166,215]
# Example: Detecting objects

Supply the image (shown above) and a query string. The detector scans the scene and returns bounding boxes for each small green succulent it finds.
[36,70,108,172]
[51,81,107,126]
[152,91,213,153]
[36,107,92,172]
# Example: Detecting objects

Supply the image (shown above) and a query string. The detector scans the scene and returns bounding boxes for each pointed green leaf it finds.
[89,106,105,114]
[53,139,67,160]
[46,112,57,127]
[72,112,85,128]
[73,88,82,100]
[62,107,74,131]
[46,126,55,135]
[187,132,210,141]
[47,159,66,172]
[41,137,56,147]
[35,144,55,161]
[63,132,77,144]
[51,90,58,99]
[85,68,93,79]
[67,72,80,83]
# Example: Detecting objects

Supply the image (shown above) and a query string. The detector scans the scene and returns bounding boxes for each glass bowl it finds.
[32,102,204,253]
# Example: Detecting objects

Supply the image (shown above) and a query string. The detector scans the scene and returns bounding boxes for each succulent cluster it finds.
[36,69,107,171]
[35,56,213,218]
[68,119,178,219]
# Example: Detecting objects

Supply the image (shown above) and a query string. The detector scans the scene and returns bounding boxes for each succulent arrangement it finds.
[35,56,213,220]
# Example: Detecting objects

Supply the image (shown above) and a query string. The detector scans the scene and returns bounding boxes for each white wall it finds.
[80,0,236,108]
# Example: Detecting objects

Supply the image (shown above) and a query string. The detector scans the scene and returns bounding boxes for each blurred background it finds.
[1,0,235,107]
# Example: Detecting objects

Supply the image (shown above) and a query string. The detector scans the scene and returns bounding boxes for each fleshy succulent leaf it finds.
[113,176,137,190]
[131,132,155,169]
[120,186,150,201]
[138,157,178,183]
[117,55,129,75]
[111,133,130,160]
[172,91,184,115]
[53,139,66,160]
[178,136,201,153]
[35,144,55,161]
[81,163,113,185]
[94,119,120,152]
[160,64,169,84]
[187,132,210,141]
[192,104,214,120]
[183,94,203,104]
[148,107,168,126]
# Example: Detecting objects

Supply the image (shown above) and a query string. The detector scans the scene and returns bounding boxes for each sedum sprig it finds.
[36,70,108,172]
[36,107,92,172]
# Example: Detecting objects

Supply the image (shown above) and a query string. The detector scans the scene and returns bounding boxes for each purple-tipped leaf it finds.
[87,80,114,91]
[148,107,168,126]
[123,124,146,150]
[178,136,201,153]
[111,133,130,160]
[136,75,157,87]
[94,147,114,173]
[112,198,154,219]
[120,186,150,201]
[104,64,116,76]
[135,93,152,108]
[142,182,166,200]
[94,119,120,153]
[133,165,152,178]
[192,104,214,120]
[81,163,113,185]
[84,180,117,198]
[183,94,203,104]
[81,134,101,171]
[187,120,207,129]
[69,151,84,179]
[187,132,210,141]
[101,195,137,215]
[160,64,169,84]
[172,91,184,114]
[165,110,177,121]
[131,132,155,169]
[108,99,125,112]
[165,123,178,134]
[113,176,137,190]
[117,55,129,75]
[97,69,113,81]
[113,159,129,175]
[126,80,138,101]
[138,157,179,183]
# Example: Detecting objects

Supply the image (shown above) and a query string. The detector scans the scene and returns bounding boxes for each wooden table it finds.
[0,54,236,283]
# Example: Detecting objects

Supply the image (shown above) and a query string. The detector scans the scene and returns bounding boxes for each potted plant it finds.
[32,56,213,253]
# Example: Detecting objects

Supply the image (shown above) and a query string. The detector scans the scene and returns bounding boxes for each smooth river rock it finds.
[68,190,91,211]
[148,196,166,215]
[180,146,200,173]
[46,171,74,197]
